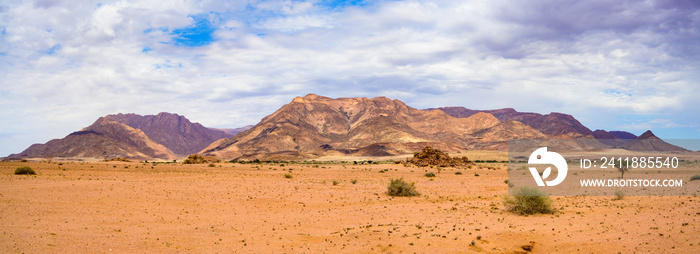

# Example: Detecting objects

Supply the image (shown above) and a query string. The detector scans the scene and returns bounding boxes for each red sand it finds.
[1,161,698,253]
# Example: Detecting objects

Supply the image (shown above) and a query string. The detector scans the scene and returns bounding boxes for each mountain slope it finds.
[211,125,254,136]
[592,129,627,147]
[435,107,593,138]
[12,118,177,159]
[102,112,232,155]
[622,130,688,152]
[202,94,547,159]
[610,131,637,140]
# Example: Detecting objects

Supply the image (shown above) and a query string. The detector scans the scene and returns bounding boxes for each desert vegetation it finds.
[614,160,629,178]
[387,178,420,197]
[14,166,36,175]
[614,190,625,200]
[104,157,131,162]
[503,187,553,215]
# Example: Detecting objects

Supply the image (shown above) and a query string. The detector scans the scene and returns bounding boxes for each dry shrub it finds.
[14,166,36,175]
[503,187,553,215]
[387,178,419,197]
[104,157,131,162]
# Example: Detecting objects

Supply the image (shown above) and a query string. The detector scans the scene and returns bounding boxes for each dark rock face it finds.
[10,112,235,159]
[11,118,177,160]
[593,129,627,147]
[435,107,593,138]
[103,112,232,155]
[609,131,637,140]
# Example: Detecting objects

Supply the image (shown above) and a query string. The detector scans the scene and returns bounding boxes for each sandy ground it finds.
[1,160,698,253]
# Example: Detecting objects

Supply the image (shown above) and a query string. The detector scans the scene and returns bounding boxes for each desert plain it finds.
[1,152,699,253]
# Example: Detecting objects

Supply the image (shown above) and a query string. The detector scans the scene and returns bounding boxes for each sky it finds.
[1,0,699,156]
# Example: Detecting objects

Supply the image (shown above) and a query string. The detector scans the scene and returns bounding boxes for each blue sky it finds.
[1,0,699,156]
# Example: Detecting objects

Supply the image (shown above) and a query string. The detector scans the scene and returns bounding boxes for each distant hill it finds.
[11,112,235,160]
[11,117,178,160]
[434,107,593,138]
[10,95,687,161]
[211,125,254,136]
[592,129,626,147]
[609,131,637,140]
[622,130,688,152]
[593,129,618,139]
[103,113,232,155]
[201,94,547,160]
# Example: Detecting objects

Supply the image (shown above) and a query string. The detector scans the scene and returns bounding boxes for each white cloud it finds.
[256,14,333,32]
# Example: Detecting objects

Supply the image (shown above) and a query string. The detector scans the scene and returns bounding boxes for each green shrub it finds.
[503,187,553,215]
[690,175,700,181]
[387,178,419,197]
[14,166,36,175]
[284,173,293,179]
[332,180,339,185]
[614,190,625,200]
[455,171,462,175]
[425,172,436,177]
[351,179,358,184]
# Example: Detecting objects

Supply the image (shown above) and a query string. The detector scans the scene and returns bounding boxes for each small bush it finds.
[208,163,216,167]
[351,179,358,184]
[425,172,436,177]
[332,180,339,185]
[690,175,700,181]
[284,173,293,179]
[614,190,625,200]
[503,187,553,215]
[14,166,36,175]
[387,178,419,197]
[105,157,131,162]
[455,171,462,175]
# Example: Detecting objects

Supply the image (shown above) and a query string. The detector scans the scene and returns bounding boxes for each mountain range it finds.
[10,113,233,160]
[433,107,595,138]
[8,94,685,160]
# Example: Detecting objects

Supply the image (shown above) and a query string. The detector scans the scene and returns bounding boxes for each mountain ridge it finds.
[10,113,236,160]
[433,107,594,138]
[102,112,233,155]
[9,95,687,160]
[201,94,548,160]
[11,118,178,160]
